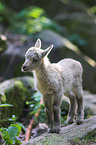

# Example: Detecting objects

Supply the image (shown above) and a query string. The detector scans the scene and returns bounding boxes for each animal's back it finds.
[58,58,83,73]
[58,58,83,93]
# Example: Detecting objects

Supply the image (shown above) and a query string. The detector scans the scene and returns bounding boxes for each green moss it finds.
[70,134,96,145]
[0,80,30,127]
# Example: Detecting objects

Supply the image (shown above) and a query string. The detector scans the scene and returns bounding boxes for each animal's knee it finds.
[76,95,83,104]
[45,107,51,113]
[53,105,60,112]
[68,94,76,105]
[76,89,83,104]
[76,88,83,98]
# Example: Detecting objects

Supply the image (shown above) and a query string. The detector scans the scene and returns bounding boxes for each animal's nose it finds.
[22,65,27,69]
[21,65,29,72]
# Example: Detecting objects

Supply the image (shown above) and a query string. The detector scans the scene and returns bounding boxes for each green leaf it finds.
[8,126,18,138]
[34,97,40,102]
[0,124,22,145]
[11,115,17,121]
[30,110,37,115]
[0,104,13,107]
[8,115,18,122]
[15,138,22,145]
[10,124,21,136]
[0,128,12,143]
[17,122,26,132]
[40,104,45,107]
[29,104,35,108]
[28,7,44,18]
[26,101,34,105]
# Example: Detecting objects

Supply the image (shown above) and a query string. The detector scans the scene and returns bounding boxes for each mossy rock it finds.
[0,76,35,127]
[0,35,8,53]
[23,116,96,145]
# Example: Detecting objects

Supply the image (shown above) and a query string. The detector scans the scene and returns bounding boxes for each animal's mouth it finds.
[23,67,29,71]
[21,66,29,72]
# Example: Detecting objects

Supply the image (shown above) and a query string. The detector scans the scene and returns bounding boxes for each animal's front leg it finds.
[53,93,62,133]
[43,95,54,133]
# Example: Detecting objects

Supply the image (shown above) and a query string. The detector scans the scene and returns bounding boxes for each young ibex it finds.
[21,39,84,133]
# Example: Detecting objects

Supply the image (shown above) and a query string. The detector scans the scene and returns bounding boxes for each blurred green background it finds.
[0,0,96,129]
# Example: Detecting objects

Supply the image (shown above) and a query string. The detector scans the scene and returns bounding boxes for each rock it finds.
[32,123,48,137]
[0,35,8,53]
[22,116,96,145]
[54,0,96,61]
[0,35,34,79]
[0,76,35,127]
[61,91,96,118]
[83,91,96,118]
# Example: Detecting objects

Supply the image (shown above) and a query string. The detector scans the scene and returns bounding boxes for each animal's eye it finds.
[33,58,38,63]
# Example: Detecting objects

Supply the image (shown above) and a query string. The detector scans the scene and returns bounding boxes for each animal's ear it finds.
[42,45,53,57]
[35,39,41,48]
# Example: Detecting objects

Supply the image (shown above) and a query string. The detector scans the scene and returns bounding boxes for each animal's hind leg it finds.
[66,92,76,124]
[76,88,84,124]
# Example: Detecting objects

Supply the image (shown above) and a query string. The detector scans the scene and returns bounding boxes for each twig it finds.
[25,120,34,141]
[24,97,43,142]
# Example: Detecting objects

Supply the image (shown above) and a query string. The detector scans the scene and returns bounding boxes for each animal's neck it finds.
[35,57,50,79]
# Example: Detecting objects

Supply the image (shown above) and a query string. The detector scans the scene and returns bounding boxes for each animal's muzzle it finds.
[21,65,29,71]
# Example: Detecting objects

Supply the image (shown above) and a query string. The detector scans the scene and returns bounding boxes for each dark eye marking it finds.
[33,58,38,63]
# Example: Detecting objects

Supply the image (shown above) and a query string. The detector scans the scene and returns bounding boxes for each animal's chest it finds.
[35,73,61,95]
[36,77,54,94]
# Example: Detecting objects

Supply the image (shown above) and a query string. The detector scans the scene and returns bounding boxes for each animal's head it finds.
[21,39,53,72]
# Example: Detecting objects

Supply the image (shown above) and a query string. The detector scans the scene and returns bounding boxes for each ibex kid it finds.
[21,39,84,133]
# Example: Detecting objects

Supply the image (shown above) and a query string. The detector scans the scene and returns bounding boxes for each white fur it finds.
[22,39,84,133]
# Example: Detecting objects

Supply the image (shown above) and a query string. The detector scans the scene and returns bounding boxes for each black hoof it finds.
[76,120,83,125]
[48,128,54,133]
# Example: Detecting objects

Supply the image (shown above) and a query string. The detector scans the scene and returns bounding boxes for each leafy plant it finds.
[9,6,60,34]
[89,6,96,14]
[0,115,26,145]
[26,92,67,125]
[26,92,46,123]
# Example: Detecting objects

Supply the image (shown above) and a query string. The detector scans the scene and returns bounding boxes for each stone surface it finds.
[0,76,34,127]
[83,91,96,118]
[61,91,96,118]
[0,34,34,79]
[54,0,96,62]
[22,116,96,145]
